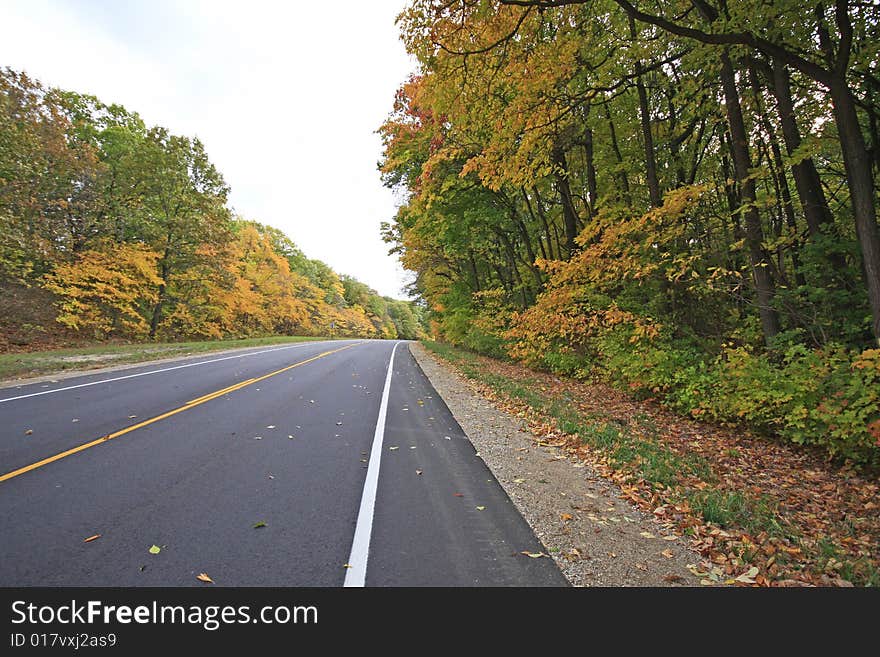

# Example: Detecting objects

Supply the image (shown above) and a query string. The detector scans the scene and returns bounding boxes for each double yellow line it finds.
[0,343,358,484]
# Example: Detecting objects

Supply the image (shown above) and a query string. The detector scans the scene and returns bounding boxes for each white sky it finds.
[0,0,416,299]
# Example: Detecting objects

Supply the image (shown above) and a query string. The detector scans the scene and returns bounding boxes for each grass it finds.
[422,340,792,540]
[0,335,329,381]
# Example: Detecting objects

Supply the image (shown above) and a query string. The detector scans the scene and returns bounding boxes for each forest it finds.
[380,0,880,464]
[0,68,426,349]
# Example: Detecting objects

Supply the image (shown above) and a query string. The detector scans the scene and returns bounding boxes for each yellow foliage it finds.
[43,243,162,339]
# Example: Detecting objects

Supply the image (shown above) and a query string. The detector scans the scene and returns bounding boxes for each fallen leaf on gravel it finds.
[635,563,648,571]
[735,566,760,584]
[661,549,675,558]
[640,532,656,539]
[149,545,161,555]
[560,513,573,521]
[83,534,101,543]
[196,573,213,583]
[253,521,267,529]
[521,551,548,558]
[513,478,526,484]
[663,574,685,583]
[661,535,678,541]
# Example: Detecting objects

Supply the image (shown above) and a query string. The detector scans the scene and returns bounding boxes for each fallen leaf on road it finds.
[453,493,464,497]
[266,425,275,429]
[409,446,417,449]
[288,435,294,439]
[476,506,486,511]
[389,446,399,450]
[149,545,161,555]
[253,521,267,529]
[129,415,137,419]
[254,436,262,440]
[72,418,79,423]
[309,400,315,404]
[83,534,101,543]
[521,551,549,558]
[343,564,352,569]
[336,422,343,426]
[416,470,423,475]
[196,573,213,583]
[24,429,32,435]
[444,436,451,440]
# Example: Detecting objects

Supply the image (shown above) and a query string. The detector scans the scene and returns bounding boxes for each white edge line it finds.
[0,341,348,404]
[344,340,399,587]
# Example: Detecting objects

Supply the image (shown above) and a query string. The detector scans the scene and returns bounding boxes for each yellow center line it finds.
[0,342,360,484]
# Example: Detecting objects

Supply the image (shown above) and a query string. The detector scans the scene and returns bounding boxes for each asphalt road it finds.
[0,340,567,586]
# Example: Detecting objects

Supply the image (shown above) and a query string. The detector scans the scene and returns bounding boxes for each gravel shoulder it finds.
[409,342,701,586]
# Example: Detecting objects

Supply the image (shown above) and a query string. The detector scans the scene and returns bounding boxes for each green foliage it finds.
[384,3,880,465]
[0,68,427,345]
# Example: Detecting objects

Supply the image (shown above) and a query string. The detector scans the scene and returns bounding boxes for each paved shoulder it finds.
[364,343,568,586]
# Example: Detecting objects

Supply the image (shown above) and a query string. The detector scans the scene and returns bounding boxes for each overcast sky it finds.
[0,0,416,299]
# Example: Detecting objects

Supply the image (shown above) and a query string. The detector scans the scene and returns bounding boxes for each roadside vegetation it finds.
[424,341,879,586]
[380,2,880,467]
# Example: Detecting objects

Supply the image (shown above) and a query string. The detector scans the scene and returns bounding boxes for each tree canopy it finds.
[0,67,426,343]
[381,0,880,463]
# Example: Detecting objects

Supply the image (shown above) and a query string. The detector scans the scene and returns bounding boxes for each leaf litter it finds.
[413,343,880,587]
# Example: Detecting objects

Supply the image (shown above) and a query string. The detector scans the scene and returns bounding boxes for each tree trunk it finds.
[521,187,549,260]
[630,16,662,208]
[829,77,880,344]
[769,60,835,237]
[720,50,781,344]
[603,103,631,201]
[551,146,580,257]
[583,127,598,219]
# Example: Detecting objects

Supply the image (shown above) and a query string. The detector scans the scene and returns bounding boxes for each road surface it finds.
[0,340,566,586]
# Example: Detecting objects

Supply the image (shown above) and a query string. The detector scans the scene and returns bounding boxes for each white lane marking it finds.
[344,340,399,587]
[0,341,347,404]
